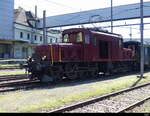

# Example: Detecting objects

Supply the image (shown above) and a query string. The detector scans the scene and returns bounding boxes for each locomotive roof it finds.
[63,28,122,39]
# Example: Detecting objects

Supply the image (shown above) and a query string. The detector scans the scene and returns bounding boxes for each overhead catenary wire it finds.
[15,0,44,12]
[16,0,148,23]
[56,6,141,30]
[15,0,150,38]
[16,0,145,27]
[58,5,148,31]
[51,6,141,26]
[43,0,80,11]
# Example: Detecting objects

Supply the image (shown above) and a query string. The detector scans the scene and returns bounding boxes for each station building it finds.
[14,7,62,59]
[0,0,62,59]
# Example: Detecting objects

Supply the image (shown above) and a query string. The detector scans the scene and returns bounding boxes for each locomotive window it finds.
[76,32,83,42]
[119,39,123,48]
[63,34,69,42]
[93,37,97,46]
[63,32,83,43]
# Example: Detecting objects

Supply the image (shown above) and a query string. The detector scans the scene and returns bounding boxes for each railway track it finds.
[0,67,20,70]
[49,82,150,113]
[0,80,41,93]
[0,74,27,82]
[117,95,150,113]
[0,74,42,93]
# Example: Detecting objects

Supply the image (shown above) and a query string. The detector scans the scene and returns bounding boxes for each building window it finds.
[55,38,58,43]
[40,36,42,41]
[34,35,37,41]
[20,32,23,38]
[50,39,52,43]
[27,33,30,40]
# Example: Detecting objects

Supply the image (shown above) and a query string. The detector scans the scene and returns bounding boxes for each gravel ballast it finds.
[126,99,150,113]
[66,84,150,113]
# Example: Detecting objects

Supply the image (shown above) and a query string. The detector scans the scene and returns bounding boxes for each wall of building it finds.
[14,23,62,44]
[13,42,34,59]
[13,23,62,59]
[0,0,14,40]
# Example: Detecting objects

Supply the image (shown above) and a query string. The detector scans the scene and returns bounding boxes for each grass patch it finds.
[0,64,19,67]
[0,70,25,76]
[0,72,150,112]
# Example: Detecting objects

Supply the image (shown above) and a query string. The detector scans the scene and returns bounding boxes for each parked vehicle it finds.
[124,41,150,69]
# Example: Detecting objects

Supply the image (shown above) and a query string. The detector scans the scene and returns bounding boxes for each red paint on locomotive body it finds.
[35,28,133,63]
[35,43,83,62]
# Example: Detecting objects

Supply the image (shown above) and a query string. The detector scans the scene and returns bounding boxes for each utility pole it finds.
[111,0,113,33]
[43,10,47,44]
[140,0,144,78]
[35,5,37,28]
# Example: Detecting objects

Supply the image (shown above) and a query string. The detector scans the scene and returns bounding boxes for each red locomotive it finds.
[26,28,136,82]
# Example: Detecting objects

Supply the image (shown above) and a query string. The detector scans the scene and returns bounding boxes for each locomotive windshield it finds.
[63,32,83,43]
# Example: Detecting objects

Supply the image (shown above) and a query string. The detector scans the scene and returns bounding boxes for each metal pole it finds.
[111,0,113,33]
[140,0,144,78]
[130,26,132,41]
[35,5,37,28]
[43,10,47,44]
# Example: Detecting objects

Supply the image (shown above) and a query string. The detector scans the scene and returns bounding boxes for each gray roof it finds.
[14,7,37,27]
[14,7,29,26]
[39,1,150,28]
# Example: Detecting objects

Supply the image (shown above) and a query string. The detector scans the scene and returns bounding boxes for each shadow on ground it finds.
[4,70,149,92]
[24,71,143,91]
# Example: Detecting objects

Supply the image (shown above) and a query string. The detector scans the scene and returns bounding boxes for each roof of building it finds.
[14,7,37,27]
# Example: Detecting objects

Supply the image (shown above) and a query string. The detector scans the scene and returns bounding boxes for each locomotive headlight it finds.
[42,56,47,60]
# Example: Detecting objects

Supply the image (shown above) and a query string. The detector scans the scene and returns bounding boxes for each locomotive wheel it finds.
[89,70,98,78]
[52,72,63,82]
[77,71,85,79]
[67,72,78,80]
[49,65,64,82]
[65,64,78,80]
[83,71,89,78]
